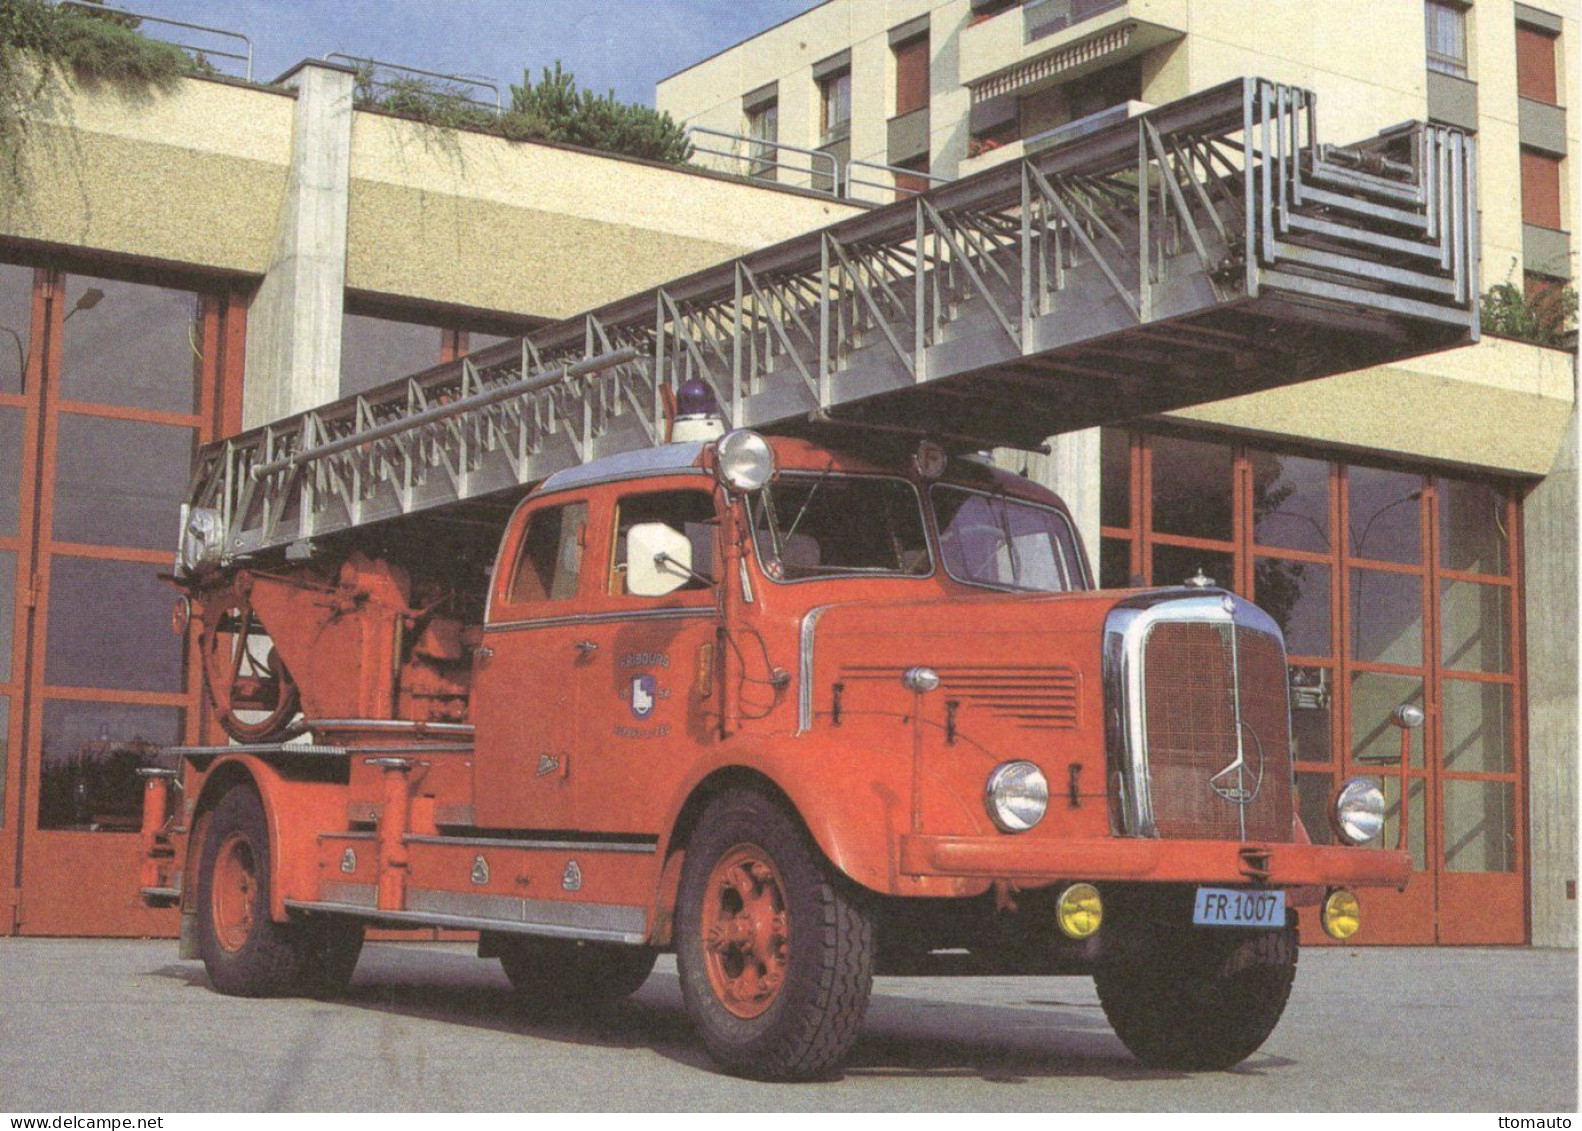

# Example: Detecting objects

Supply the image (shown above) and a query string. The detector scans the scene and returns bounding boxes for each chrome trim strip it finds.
[304,719,475,735]
[285,900,647,945]
[486,607,715,633]
[404,834,656,853]
[321,831,377,842]
[797,604,837,734]
[318,882,378,908]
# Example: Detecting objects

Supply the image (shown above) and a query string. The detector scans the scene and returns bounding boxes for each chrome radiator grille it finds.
[1143,622,1293,842]
[1106,594,1295,843]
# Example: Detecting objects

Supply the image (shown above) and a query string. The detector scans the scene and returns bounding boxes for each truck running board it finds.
[180,76,1478,570]
[284,898,649,946]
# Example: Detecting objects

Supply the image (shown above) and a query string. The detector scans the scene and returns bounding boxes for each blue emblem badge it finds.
[630,673,657,719]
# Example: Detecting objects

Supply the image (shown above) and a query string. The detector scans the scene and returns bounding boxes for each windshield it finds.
[750,473,930,580]
[932,484,1086,592]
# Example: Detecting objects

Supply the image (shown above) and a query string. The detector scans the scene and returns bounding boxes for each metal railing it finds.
[56,0,253,81]
[685,126,842,196]
[325,54,503,115]
[843,158,954,204]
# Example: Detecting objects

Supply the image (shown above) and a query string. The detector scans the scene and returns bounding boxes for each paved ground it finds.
[0,939,1572,1112]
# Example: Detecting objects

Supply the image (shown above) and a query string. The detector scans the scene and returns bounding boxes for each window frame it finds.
[747,471,933,585]
[820,69,852,143]
[930,481,1090,594]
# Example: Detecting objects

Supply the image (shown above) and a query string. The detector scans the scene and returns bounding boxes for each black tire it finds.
[1095,919,1299,1070]
[675,789,875,1081]
[498,938,657,1009]
[195,786,305,997]
[295,916,365,998]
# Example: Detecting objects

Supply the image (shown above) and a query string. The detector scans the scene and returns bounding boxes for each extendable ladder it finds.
[182,77,1479,571]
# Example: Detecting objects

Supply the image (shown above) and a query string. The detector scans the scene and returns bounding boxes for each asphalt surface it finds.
[0,938,1573,1112]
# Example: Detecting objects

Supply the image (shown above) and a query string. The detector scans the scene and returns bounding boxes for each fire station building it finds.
[1,0,1576,948]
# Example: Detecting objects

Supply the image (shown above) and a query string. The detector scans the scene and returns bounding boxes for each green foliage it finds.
[351,62,497,133]
[353,58,691,165]
[1480,261,1578,348]
[507,62,692,164]
[2,0,195,93]
[1,0,211,206]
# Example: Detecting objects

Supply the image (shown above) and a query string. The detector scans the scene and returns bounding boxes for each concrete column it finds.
[242,60,355,427]
[1523,407,1578,948]
[996,428,1103,571]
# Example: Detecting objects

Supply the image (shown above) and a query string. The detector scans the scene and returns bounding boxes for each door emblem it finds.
[562,859,582,892]
[340,848,357,874]
[630,674,657,719]
[536,753,560,777]
[471,855,491,885]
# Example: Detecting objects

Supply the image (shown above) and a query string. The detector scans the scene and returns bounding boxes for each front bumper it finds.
[899,834,1412,890]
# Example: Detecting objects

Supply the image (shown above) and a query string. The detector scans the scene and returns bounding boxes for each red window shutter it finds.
[1516,26,1559,105]
[1521,149,1563,229]
[894,37,930,116]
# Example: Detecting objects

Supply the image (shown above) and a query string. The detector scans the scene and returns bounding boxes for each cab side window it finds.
[507,501,587,604]
[611,490,718,596]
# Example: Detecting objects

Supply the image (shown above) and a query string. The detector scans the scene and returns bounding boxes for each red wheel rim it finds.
[211,830,258,953]
[702,844,789,1019]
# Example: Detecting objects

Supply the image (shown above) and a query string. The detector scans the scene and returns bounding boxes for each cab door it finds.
[571,483,721,835]
[471,496,594,831]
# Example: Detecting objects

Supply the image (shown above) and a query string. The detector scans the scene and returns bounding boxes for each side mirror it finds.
[627,522,693,597]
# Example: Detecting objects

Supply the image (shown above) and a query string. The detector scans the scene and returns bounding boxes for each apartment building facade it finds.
[659,0,1580,947]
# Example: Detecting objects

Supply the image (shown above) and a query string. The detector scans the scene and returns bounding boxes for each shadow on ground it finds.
[153,946,1294,1086]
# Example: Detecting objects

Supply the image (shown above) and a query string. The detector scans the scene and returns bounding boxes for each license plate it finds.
[1192,887,1286,928]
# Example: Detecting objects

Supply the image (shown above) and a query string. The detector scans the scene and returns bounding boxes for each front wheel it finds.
[1094,917,1299,1070]
[675,789,875,1081]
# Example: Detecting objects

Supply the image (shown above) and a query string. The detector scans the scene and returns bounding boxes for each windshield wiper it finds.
[990,489,1022,585]
[784,459,835,544]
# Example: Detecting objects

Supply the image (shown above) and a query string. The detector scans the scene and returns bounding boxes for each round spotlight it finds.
[984,761,1049,833]
[1056,883,1103,939]
[715,429,775,492]
[1331,777,1386,845]
[1321,888,1362,940]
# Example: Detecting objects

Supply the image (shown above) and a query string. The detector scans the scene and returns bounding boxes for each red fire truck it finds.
[137,78,1478,1079]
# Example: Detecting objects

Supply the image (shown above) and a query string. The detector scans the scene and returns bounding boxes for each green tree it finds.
[506,61,692,165]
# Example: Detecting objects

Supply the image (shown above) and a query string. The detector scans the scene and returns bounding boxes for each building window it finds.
[1025,0,1125,43]
[894,34,929,117]
[1516,23,1559,105]
[820,69,851,143]
[1100,427,1526,943]
[1521,148,1563,230]
[746,98,778,179]
[1425,0,1469,78]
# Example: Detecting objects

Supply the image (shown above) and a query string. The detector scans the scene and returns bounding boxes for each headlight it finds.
[985,761,1049,833]
[1331,777,1386,845]
[715,429,774,492]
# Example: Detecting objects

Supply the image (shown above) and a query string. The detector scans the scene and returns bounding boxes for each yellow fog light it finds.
[1322,888,1362,940]
[1056,883,1103,939]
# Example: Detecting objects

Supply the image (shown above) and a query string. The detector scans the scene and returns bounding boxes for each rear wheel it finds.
[497,938,657,1009]
[195,787,305,996]
[1095,918,1299,1070]
[675,789,875,1081]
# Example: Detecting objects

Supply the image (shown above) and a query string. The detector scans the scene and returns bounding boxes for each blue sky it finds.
[113,0,821,107]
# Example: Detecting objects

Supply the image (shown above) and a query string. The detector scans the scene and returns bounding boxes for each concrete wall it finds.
[1524,409,1578,948]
